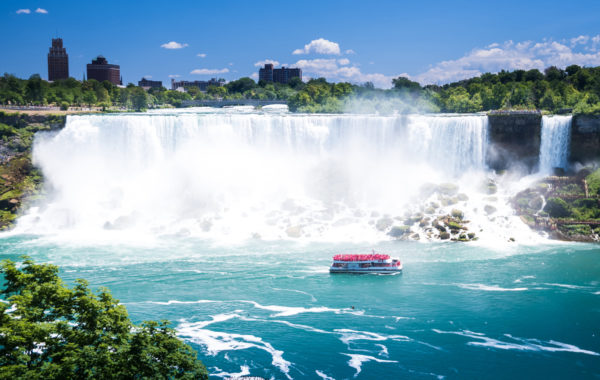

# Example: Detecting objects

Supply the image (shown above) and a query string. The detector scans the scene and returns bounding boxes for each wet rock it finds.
[484,205,497,215]
[286,225,303,238]
[376,217,393,231]
[424,207,435,215]
[438,183,459,196]
[467,232,476,239]
[451,209,464,220]
[411,233,420,240]
[486,180,498,195]
[440,231,450,240]
[419,217,430,227]
[388,225,411,238]
[457,193,469,201]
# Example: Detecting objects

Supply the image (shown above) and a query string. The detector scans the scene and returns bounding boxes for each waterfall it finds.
[17,109,490,241]
[539,115,572,174]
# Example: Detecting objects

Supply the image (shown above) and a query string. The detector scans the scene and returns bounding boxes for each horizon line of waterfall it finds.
[60,112,489,175]
[539,115,572,174]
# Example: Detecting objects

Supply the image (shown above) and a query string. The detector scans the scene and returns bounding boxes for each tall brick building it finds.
[87,56,121,85]
[47,38,69,81]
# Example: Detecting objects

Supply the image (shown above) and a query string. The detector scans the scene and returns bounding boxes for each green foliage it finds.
[586,168,600,196]
[408,66,600,113]
[130,87,149,111]
[0,257,208,380]
[544,197,572,218]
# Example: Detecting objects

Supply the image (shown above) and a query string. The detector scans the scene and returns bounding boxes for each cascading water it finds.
[539,115,572,174]
[14,108,537,243]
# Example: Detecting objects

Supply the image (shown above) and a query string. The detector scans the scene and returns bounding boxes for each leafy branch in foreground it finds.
[0,257,208,379]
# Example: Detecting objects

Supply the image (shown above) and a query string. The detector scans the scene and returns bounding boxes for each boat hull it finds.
[329,267,402,274]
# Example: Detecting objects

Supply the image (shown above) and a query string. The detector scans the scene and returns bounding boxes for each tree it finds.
[0,257,208,379]
[226,77,256,93]
[82,90,97,107]
[130,87,149,111]
[392,76,421,91]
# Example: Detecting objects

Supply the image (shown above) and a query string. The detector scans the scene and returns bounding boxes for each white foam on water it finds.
[315,370,336,380]
[271,287,317,302]
[456,283,528,292]
[543,283,590,290]
[177,322,292,379]
[335,329,410,346]
[432,329,599,356]
[341,353,398,377]
[514,275,535,283]
[375,343,389,357]
[211,365,251,379]
[242,300,345,317]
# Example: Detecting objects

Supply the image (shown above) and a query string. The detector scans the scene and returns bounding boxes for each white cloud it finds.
[229,62,234,66]
[197,53,207,58]
[143,75,152,79]
[35,8,48,14]
[161,41,188,49]
[293,38,341,55]
[251,73,259,80]
[338,58,350,65]
[168,74,181,78]
[190,68,229,75]
[294,58,394,88]
[345,49,356,55]
[570,35,589,47]
[16,9,30,14]
[413,36,600,85]
[254,59,280,67]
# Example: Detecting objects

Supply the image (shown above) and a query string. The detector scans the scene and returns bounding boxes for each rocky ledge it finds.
[512,168,600,242]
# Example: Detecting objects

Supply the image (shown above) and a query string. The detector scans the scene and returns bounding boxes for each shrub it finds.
[0,257,208,379]
[544,197,572,218]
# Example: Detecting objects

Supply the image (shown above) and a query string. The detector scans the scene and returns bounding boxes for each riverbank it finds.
[0,111,68,228]
[512,169,600,242]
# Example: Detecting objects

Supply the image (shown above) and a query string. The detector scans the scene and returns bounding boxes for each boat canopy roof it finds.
[333,254,391,261]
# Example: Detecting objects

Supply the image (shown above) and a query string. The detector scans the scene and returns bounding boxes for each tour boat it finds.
[329,252,402,274]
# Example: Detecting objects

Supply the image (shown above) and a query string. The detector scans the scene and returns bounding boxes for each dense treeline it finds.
[423,65,600,114]
[2,65,600,114]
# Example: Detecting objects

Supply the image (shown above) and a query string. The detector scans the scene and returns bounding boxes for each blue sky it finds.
[1,0,600,88]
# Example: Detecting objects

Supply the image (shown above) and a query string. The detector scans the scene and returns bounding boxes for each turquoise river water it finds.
[1,237,598,379]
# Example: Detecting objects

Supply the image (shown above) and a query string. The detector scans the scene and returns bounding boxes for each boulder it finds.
[451,209,464,220]
[484,205,497,215]
[285,225,303,238]
[376,217,393,231]
[438,183,459,196]
[388,225,411,238]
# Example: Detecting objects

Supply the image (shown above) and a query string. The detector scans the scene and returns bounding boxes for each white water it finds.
[539,115,572,174]
[13,108,541,244]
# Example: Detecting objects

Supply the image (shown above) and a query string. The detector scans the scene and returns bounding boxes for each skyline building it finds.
[138,77,163,89]
[47,38,69,81]
[259,64,302,84]
[86,56,121,85]
[171,78,225,92]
